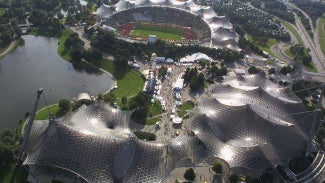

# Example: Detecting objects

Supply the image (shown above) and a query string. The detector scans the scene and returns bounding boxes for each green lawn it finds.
[247,35,281,60]
[57,29,74,61]
[0,8,6,16]
[318,18,325,56]
[148,100,162,117]
[179,101,195,111]
[131,30,182,40]
[113,69,144,98]
[178,101,194,119]
[35,104,60,120]
[303,61,318,73]
[284,48,294,58]
[101,60,145,98]
[261,39,282,60]
[279,19,304,45]
[145,117,161,125]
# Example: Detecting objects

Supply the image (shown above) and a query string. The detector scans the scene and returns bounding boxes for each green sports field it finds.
[131,23,183,40]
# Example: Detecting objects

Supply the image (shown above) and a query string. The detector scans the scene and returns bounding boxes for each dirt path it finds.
[0,40,17,58]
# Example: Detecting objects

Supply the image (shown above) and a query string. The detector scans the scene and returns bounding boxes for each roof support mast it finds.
[17,88,44,165]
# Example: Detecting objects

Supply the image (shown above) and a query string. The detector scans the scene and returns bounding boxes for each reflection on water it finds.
[0,35,112,130]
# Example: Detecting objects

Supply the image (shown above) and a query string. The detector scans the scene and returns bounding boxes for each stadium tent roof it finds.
[95,0,241,51]
[179,52,214,63]
[23,74,313,181]
[190,74,312,175]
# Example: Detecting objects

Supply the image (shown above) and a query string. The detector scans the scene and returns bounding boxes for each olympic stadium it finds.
[95,0,241,50]
[22,73,325,183]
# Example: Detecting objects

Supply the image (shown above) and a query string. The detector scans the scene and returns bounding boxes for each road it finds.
[294,13,325,73]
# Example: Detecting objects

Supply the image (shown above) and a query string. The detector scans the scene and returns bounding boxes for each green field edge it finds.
[0,38,23,60]
[57,29,145,100]
[318,18,325,56]
[131,30,183,40]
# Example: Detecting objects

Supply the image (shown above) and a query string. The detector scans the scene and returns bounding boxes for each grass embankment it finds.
[57,29,74,61]
[247,35,280,60]
[34,104,60,120]
[131,23,183,40]
[0,38,24,59]
[100,60,145,98]
[178,101,195,119]
[284,48,294,58]
[318,18,325,56]
[284,47,318,72]
[0,39,10,53]
[0,8,6,16]
[145,100,162,125]
[279,19,304,45]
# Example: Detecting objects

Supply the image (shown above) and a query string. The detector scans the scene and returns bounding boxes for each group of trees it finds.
[209,64,228,77]
[90,28,243,65]
[292,80,321,110]
[134,131,156,141]
[295,10,313,38]
[238,36,263,55]
[290,44,312,66]
[248,66,260,74]
[280,65,294,75]
[0,129,20,168]
[64,32,103,66]
[293,0,325,27]
[248,0,295,24]
[129,92,152,124]
[0,0,97,38]
[214,0,291,42]
[183,67,205,91]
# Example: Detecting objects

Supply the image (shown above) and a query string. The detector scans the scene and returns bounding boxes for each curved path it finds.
[0,40,17,58]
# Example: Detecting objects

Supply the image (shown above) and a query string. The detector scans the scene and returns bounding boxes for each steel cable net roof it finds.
[95,0,240,50]
[23,103,197,183]
[23,74,313,180]
[190,74,313,175]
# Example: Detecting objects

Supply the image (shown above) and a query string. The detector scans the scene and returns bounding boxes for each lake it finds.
[0,35,113,130]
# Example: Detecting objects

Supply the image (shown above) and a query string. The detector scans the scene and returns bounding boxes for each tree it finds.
[248,66,259,74]
[268,68,276,74]
[59,99,71,113]
[212,162,223,174]
[0,143,14,168]
[229,173,239,183]
[158,66,167,78]
[184,168,196,181]
[102,93,116,105]
[71,48,83,61]
[280,66,293,75]
[0,128,19,149]
[122,97,127,105]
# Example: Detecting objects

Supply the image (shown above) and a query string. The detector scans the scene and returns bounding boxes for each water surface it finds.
[0,35,112,130]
